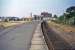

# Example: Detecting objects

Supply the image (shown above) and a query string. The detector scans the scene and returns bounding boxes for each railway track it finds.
[41,21,72,50]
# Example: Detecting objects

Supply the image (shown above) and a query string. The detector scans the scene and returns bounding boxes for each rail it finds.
[41,21,72,50]
[41,21,54,50]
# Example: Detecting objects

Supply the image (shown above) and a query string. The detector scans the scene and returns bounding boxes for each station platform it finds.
[30,24,48,50]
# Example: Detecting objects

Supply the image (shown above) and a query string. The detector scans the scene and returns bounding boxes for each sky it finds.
[0,0,75,17]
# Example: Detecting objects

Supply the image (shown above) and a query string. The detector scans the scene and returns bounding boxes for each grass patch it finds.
[47,21,75,33]
[0,21,30,28]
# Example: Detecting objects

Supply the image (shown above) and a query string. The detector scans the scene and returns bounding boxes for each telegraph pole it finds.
[30,12,32,18]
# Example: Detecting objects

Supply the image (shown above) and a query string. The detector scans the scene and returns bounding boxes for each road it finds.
[0,21,39,50]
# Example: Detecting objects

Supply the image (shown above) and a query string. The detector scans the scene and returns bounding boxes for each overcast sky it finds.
[0,0,75,17]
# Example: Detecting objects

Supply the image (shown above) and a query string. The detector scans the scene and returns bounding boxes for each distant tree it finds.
[58,15,64,23]
[53,14,57,18]
[56,6,75,25]
[66,6,75,19]
[4,19,9,22]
